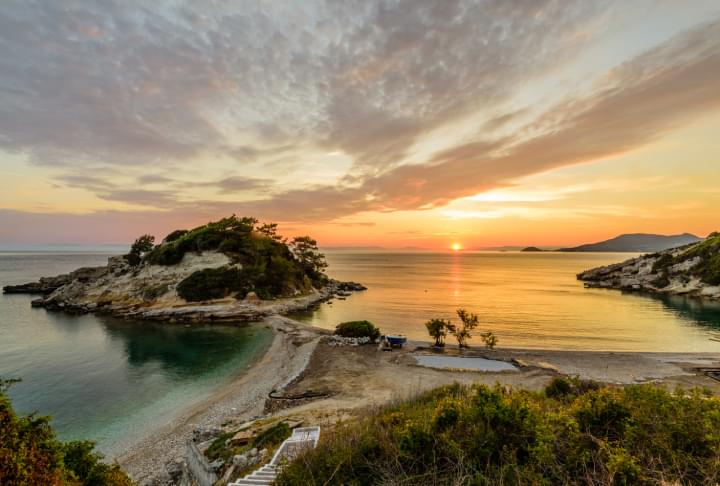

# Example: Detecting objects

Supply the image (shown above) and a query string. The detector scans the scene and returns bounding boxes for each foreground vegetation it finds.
[278,379,720,485]
[0,380,132,485]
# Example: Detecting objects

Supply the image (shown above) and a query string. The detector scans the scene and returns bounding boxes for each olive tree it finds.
[425,318,452,347]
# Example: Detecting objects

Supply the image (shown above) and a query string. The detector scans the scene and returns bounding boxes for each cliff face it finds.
[578,233,720,301]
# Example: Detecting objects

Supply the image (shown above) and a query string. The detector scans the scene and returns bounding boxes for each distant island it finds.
[578,232,720,301]
[521,246,543,252]
[559,232,701,253]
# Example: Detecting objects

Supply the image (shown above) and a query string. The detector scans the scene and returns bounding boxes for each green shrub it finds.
[205,431,235,462]
[253,422,291,449]
[176,266,249,302]
[163,229,188,243]
[545,377,573,399]
[0,380,133,485]
[145,242,185,265]
[142,283,169,301]
[651,253,674,274]
[277,383,720,486]
[334,320,381,340]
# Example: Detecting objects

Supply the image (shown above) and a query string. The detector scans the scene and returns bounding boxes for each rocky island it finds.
[2,215,366,322]
[578,231,720,301]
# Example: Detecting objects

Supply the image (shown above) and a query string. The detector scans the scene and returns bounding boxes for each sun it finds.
[451,242,462,252]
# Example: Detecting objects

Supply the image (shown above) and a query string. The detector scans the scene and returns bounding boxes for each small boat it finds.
[385,335,407,348]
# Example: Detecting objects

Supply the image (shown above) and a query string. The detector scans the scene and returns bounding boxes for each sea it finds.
[1,249,720,456]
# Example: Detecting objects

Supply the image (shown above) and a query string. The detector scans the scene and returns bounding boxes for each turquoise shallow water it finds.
[297,250,720,352]
[0,251,273,457]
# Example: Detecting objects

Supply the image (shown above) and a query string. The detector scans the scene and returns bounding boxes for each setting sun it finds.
[451,242,462,252]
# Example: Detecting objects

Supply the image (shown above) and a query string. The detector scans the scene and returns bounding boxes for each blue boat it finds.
[385,335,407,348]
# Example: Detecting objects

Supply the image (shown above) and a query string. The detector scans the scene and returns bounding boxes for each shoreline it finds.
[115,315,326,484]
[114,316,720,484]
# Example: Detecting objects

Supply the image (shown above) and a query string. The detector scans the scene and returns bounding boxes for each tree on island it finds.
[290,236,328,283]
[126,234,155,266]
[257,222,285,242]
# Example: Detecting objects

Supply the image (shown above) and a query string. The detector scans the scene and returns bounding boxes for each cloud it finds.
[196,176,272,195]
[231,18,720,221]
[0,0,602,171]
[0,1,718,240]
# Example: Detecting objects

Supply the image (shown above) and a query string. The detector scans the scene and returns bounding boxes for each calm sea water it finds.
[2,250,720,458]
[0,251,273,457]
[297,250,720,352]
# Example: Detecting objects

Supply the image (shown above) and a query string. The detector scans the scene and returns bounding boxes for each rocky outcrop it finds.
[3,265,109,294]
[8,251,365,323]
[578,233,720,301]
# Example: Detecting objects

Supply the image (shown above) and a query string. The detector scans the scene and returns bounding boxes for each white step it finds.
[250,472,276,479]
[229,479,274,486]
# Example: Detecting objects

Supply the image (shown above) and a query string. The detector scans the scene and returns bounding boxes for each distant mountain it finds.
[475,245,526,251]
[559,233,701,253]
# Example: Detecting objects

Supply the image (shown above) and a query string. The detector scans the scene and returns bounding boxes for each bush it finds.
[335,321,381,340]
[277,383,720,486]
[425,318,452,347]
[163,229,188,243]
[0,380,132,485]
[176,266,249,302]
[253,422,291,449]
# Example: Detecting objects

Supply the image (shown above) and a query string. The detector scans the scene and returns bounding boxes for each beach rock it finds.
[166,460,184,482]
[232,454,249,468]
[193,425,223,443]
[326,335,374,346]
[218,464,236,484]
[243,291,261,304]
[2,265,107,294]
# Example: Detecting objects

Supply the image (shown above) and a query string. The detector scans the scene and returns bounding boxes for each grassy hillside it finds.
[278,380,720,485]
[652,232,720,286]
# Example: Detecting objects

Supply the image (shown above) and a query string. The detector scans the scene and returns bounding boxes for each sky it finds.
[1,0,719,249]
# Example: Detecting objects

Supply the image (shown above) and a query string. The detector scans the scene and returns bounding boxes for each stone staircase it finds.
[228,464,279,485]
[228,426,320,486]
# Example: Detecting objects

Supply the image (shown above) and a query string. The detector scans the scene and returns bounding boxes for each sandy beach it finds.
[114,316,720,485]
[115,316,325,484]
